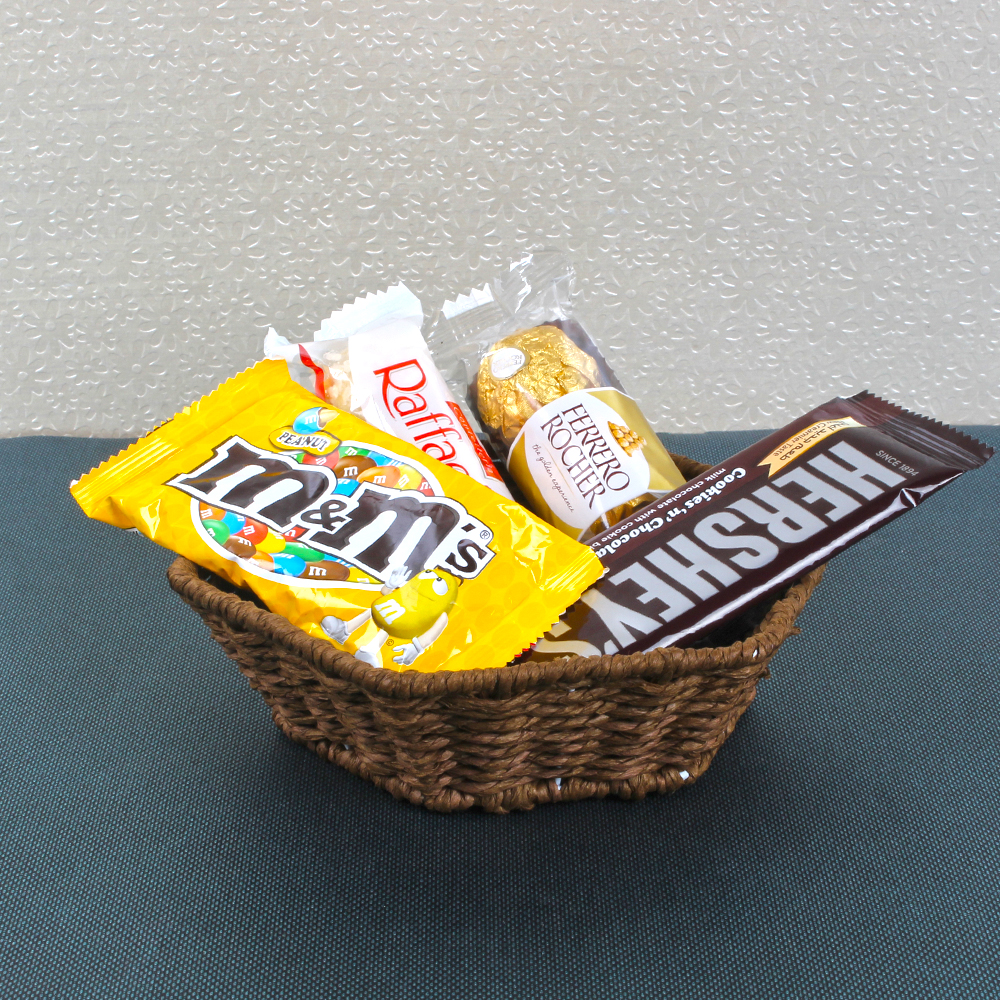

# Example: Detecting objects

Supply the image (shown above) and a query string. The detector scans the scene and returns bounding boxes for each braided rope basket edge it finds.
[167,453,825,813]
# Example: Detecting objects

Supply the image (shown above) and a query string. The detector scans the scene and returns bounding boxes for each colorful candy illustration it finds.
[193,411,444,616]
[291,407,338,434]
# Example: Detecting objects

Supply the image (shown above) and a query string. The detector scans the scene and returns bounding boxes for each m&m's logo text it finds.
[169,436,495,584]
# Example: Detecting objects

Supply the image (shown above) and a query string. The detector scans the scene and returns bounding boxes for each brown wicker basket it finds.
[167,452,824,813]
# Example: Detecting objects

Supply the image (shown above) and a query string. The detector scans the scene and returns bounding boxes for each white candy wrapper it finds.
[264,284,513,499]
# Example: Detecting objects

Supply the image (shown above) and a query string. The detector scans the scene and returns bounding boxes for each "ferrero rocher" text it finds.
[540,403,631,508]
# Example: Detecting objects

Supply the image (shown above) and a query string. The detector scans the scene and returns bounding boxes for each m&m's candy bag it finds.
[71,361,603,672]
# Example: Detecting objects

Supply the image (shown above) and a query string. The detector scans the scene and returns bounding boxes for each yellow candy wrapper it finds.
[71,361,604,672]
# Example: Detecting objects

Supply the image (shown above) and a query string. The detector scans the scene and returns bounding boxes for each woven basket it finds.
[167,452,824,813]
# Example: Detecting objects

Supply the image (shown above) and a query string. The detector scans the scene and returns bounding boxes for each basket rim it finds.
[167,559,824,700]
[167,449,825,700]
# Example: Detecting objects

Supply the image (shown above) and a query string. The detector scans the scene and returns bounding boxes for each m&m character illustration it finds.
[320,567,461,668]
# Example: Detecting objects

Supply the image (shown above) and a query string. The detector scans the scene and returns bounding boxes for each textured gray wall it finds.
[2,1,998,436]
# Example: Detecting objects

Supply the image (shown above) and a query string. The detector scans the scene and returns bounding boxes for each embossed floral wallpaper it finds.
[2,1,998,436]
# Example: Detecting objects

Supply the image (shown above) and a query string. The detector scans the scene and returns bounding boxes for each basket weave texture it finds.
[167,453,824,813]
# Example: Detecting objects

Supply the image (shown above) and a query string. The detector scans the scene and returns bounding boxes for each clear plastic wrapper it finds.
[438,253,686,541]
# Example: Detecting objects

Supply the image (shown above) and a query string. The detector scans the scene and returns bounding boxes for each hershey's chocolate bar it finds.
[533,392,993,658]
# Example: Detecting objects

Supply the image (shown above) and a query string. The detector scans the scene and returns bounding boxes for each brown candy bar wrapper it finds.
[532,392,993,659]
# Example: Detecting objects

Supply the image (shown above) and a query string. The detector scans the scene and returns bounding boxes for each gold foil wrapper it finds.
[479,326,687,542]
[477,325,601,449]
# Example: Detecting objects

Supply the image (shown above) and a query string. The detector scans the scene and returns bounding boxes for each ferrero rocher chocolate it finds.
[477,326,601,449]
[474,323,688,542]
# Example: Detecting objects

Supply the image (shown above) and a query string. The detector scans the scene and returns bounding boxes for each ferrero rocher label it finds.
[507,387,686,540]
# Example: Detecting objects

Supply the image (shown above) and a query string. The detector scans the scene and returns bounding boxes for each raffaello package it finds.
[71,361,603,672]
[264,283,513,499]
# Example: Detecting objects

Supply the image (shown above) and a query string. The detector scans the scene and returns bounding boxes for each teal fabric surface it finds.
[1,432,998,999]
